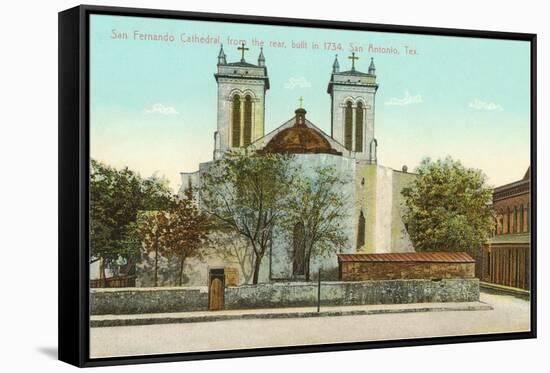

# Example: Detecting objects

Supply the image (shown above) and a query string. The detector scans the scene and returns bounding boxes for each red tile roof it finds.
[337,252,475,263]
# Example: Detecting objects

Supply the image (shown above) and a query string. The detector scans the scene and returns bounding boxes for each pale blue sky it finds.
[90,15,531,191]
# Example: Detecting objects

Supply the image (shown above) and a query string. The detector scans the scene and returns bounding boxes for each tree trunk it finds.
[99,258,106,288]
[178,256,186,286]
[305,250,312,282]
[252,254,263,285]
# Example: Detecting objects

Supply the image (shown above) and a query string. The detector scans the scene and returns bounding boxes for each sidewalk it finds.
[480,281,530,300]
[91,300,493,327]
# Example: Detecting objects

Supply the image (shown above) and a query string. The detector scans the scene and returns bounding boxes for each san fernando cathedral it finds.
[140,44,418,286]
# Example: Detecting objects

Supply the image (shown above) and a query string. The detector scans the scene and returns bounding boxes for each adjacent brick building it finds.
[478,167,531,290]
[337,252,475,281]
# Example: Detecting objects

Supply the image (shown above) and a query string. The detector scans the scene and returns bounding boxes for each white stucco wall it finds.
[373,165,394,252]
[390,170,416,252]
[170,158,417,287]
[269,154,357,281]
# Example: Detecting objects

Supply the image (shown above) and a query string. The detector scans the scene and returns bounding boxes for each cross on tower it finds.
[348,52,359,71]
[298,96,304,108]
[238,42,249,62]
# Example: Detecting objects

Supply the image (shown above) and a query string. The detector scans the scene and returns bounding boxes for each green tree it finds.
[137,211,169,287]
[164,185,211,286]
[401,157,495,256]
[201,150,298,284]
[90,159,172,278]
[282,166,350,281]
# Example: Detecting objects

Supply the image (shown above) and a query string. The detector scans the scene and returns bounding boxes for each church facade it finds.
[172,45,417,286]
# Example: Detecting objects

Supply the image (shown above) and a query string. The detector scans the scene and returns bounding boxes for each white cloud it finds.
[284,76,312,89]
[384,91,423,106]
[468,99,503,111]
[145,103,179,115]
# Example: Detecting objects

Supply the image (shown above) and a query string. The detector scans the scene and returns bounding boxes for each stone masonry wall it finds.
[90,278,479,315]
[224,279,479,309]
[90,287,208,315]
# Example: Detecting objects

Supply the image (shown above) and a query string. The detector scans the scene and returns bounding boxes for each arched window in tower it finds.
[292,222,306,276]
[344,101,353,150]
[231,95,241,148]
[357,210,366,249]
[243,95,253,146]
[355,102,364,152]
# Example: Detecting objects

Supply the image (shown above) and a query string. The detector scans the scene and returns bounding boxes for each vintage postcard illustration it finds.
[87,14,532,358]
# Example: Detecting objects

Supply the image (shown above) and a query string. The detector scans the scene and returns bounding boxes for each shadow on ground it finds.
[37,346,57,360]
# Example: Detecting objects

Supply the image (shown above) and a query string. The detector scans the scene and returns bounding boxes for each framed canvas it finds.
[58,4,537,367]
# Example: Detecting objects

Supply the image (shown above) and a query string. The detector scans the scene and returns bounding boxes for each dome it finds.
[260,108,342,156]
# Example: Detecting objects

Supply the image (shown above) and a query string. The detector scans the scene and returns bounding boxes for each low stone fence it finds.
[90,287,208,315]
[90,278,479,315]
[225,279,479,309]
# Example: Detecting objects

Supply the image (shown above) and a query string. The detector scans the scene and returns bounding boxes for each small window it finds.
[243,95,253,146]
[355,102,364,152]
[231,95,241,148]
[344,101,353,150]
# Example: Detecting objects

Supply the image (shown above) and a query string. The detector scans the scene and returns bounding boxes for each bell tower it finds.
[213,43,270,159]
[327,54,378,162]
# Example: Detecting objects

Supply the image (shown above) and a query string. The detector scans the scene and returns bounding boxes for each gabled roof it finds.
[249,113,349,155]
[258,108,342,156]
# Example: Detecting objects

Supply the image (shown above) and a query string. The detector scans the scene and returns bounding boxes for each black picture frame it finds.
[58,4,537,367]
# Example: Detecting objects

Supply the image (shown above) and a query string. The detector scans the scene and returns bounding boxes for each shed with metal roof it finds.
[337,252,476,281]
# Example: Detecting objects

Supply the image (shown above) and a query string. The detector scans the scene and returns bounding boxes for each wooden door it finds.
[208,269,225,311]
